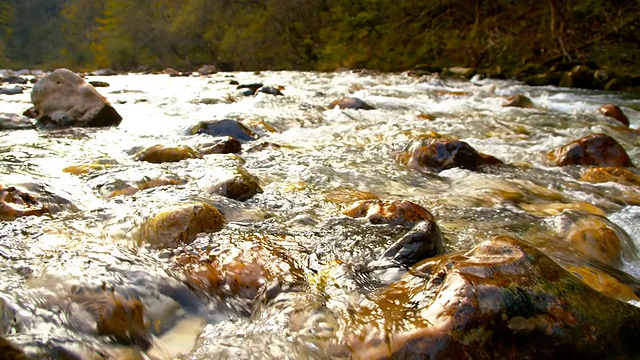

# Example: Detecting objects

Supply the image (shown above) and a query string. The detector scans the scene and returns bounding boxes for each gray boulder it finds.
[28,68,122,128]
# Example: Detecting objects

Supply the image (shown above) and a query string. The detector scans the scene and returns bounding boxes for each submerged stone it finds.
[580,167,640,186]
[347,236,640,359]
[173,233,306,301]
[139,203,225,249]
[396,138,503,173]
[133,145,203,163]
[68,288,151,348]
[342,199,436,228]
[548,133,633,167]
[196,136,242,155]
[0,113,34,130]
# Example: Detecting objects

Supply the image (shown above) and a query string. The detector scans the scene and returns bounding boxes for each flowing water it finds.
[1,70,640,359]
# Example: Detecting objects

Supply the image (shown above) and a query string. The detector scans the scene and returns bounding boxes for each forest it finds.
[0,0,638,77]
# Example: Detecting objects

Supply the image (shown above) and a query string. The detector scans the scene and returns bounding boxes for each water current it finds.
[1,70,640,359]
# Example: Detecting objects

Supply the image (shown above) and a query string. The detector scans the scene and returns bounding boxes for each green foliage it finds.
[0,0,637,75]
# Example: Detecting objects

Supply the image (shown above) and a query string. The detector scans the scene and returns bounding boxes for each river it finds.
[1,70,640,359]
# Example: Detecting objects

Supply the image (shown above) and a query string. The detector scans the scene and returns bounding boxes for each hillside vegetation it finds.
[0,0,638,78]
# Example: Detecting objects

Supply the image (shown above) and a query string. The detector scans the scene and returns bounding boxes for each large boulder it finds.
[348,236,640,359]
[28,68,122,128]
[548,133,633,167]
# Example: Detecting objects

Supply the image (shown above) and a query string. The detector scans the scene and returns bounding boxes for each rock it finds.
[98,173,186,199]
[580,167,640,186]
[0,337,29,359]
[68,288,151,348]
[29,68,122,128]
[443,66,476,79]
[199,167,262,201]
[559,65,599,89]
[0,113,34,130]
[197,65,218,75]
[2,75,27,84]
[548,133,633,167]
[188,119,256,141]
[522,73,562,87]
[323,187,379,203]
[88,81,110,88]
[555,212,636,267]
[347,235,640,359]
[598,104,629,126]
[342,199,437,228]
[63,158,119,175]
[396,138,503,173]
[236,83,263,95]
[0,185,48,220]
[502,94,534,108]
[138,203,225,249]
[258,86,284,96]
[329,97,374,110]
[0,86,23,95]
[377,220,445,266]
[172,233,305,301]
[196,136,242,155]
[565,265,639,303]
[133,145,202,163]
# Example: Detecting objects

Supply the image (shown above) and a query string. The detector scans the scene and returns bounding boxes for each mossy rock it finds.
[139,203,225,248]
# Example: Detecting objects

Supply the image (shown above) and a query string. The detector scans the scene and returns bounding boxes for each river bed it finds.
[1,70,640,359]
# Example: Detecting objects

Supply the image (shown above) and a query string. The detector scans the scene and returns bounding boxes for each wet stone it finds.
[172,233,306,303]
[188,119,256,141]
[548,133,633,167]
[580,167,640,186]
[376,220,445,266]
[199,167,262,201]
[0,185,48,220]
[342,199,437,228]
[396,138,503,173]
[138,203,225,249]
[196,136,242,155]
[502,94,534,108]
[68,288,151,348]
[133,145,203,163]
[346,235,640,359]
[329,97,374,110]
[599,104,629,126]
[0,113,34,130]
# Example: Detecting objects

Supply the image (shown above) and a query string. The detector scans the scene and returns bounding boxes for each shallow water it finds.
[1,70,640,358]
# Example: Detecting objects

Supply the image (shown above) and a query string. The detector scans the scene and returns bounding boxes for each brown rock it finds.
[562,213,635,266]
[0,337,29,359]
[565,266,639,303]
[548,133,633,167]
[173,233,305,300]
[581,167,640,186]
[599,104,629,127]
[200,167,262,201]
[397,138,503,172]
[138,203,225,248]
[0,185,48,220]
[196,137,242,155]
[29,68,122,128]
[347,236,640,359]
[133,145,203,163]
[502,94,534,108]
[69,288,150,348]
[342,199,435,228]
[329,97,374,110]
